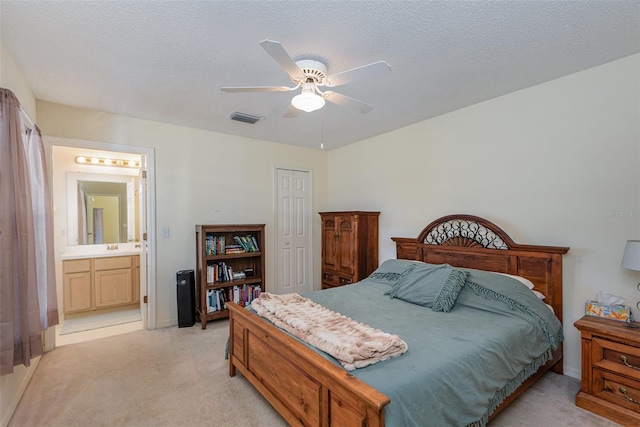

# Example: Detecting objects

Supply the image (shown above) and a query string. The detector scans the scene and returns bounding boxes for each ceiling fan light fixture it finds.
[291,92,325,112]
[291,83,325,112]
[223,41,389,117]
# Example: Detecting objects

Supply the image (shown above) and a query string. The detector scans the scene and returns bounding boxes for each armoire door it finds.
[335,214,356,276]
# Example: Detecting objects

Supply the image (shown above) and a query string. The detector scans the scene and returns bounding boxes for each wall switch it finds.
[160,227,170,238]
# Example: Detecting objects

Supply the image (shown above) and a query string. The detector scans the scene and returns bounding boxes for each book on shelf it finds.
[225,244,245,254]
[241,236,254,251]
[229,235,260,252]
[205,235,229,255]
[206,263,259,284]
[233,236,249,252]
[206,234,261,255]
[205,235,215,255]
[206,284,262,313]
[232,284,262,306]
[206,289,228,313]
[206,262,233,283]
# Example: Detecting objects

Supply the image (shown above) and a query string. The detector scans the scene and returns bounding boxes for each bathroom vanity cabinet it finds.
[63,254,140,316]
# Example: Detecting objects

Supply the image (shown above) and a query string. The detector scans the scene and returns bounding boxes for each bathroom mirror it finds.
[67,172,137,245]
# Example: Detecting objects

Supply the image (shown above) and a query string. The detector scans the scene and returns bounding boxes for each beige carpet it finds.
[9,320,621,427]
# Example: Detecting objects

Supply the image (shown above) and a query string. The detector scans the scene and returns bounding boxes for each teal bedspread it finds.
[303,267,561,427]
[248,263,563,427]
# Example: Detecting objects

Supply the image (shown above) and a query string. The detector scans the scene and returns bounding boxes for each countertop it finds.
[61,244,142,260]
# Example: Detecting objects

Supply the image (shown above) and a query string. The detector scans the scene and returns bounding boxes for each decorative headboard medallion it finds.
[419,215,514,250]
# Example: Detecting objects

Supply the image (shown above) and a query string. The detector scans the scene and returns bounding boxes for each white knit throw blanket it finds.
[251,292,408,371]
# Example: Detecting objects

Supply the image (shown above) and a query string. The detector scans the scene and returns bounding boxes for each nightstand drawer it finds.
[593,336,640,381]
[594,369,640,414]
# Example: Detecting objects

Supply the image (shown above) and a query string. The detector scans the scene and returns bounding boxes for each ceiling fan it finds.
[221,40,391,117]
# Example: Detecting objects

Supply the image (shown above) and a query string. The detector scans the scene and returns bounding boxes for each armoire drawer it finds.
[321,270,354,289]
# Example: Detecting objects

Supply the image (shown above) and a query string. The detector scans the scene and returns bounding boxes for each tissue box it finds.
[584,301,631,322]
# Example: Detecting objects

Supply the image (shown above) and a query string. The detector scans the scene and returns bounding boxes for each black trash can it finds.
[176,270,196,327]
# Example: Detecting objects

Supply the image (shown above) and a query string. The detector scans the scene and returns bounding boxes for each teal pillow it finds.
[366,259,425,286]
[384,263,468,312]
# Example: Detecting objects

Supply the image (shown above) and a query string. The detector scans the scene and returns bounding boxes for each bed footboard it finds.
[227,302,389,427]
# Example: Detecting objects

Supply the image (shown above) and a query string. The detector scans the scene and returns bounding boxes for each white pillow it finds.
[495,272,545,299]
[495,272,535,290]
[531,289,546,300]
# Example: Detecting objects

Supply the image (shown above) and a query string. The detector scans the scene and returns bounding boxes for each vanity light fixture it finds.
[75,156,140,168]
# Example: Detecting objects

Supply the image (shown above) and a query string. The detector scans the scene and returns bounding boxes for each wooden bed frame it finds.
[227,214,569,426]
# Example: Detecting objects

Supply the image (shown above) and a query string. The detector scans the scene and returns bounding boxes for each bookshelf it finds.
[195,224,265,329]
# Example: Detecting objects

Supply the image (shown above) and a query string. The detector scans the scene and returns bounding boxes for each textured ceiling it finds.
[1,1,639,150]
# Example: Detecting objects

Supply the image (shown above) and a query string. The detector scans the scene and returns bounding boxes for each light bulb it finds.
[291,83,325,113]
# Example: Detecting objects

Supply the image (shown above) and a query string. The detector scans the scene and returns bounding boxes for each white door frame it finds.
[273,166,313,294]
[45,136,157,330]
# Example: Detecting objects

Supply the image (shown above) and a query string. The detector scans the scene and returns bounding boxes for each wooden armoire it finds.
[319,211,380,290]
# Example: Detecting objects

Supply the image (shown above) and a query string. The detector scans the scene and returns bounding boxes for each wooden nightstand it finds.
[574,315,640,425]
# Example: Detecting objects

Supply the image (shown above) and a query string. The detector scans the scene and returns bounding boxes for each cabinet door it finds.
[336,215,356,276]
[322,216,338,271]
[132,256,140,303]
[95,268,133,308]
[63,271,92,313]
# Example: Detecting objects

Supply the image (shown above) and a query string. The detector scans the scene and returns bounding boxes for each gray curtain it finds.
[26,124,58,330]
[0,88,58,375]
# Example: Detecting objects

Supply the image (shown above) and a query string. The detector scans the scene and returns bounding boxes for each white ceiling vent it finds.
[229,111,263,125]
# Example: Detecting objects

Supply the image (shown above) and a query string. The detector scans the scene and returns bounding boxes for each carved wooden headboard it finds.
[391,214,569,324]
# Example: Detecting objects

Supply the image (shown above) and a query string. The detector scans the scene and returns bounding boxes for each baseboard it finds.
[563,366,580,380]
[1,357,40,427]
[155,318,178,329]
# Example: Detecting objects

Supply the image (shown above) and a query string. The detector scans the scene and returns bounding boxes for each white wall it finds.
[0,42,41,427]
[36,101,330,328]
[0,42,36,118]
[327,54,640,378]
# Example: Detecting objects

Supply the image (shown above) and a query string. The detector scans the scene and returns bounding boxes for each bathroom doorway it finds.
[46,136,156,346]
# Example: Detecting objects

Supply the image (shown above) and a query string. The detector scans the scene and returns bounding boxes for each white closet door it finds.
[275,168,312,295]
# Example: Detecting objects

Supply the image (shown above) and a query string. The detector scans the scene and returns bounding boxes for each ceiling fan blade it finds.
[283,105,300,118]
[323,91,373,114]
[325,61,391,87]
[259,40,306,81]
[221,86,296,93]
